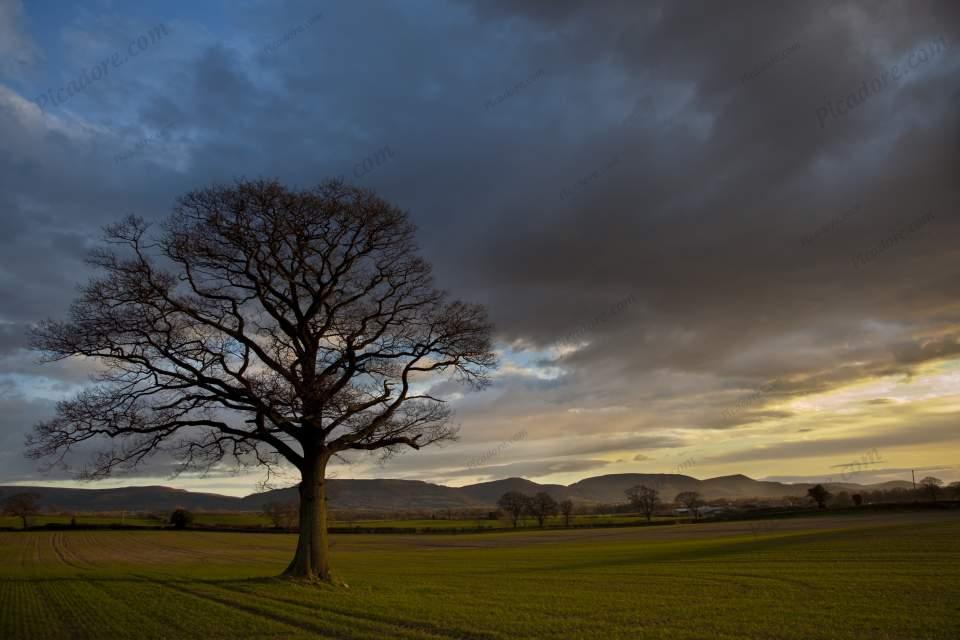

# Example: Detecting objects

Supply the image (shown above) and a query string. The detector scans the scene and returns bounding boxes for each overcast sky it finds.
[1,0,958,496]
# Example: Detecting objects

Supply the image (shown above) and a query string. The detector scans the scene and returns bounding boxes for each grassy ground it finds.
[1,511,957,639]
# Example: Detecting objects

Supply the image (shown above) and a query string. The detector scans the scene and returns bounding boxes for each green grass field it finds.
[1,511,958,639]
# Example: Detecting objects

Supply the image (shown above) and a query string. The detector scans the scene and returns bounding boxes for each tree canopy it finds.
[28,179,497,580]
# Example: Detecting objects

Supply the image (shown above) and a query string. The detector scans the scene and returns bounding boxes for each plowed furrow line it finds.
[49,532,93,570]
[208,580,495,640]
[60,533,98,570]
[147,578,344,639]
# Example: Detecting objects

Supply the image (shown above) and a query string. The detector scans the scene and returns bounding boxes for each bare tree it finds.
[674,491,704,520]
[3,493,40,529]
[559,498,574,527]
[527,492,558,527]
[497,491,528,528]
[625,484,659,522]
[27,180,496,582]
[263,501,299,529]
[807,484,831,509]
[919,477,943,502]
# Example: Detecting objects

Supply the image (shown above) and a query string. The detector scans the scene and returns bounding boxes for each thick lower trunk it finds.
[282,456,331,582]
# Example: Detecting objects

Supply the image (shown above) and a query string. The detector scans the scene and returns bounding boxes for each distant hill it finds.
[568,473,699,502]
[239,479,478,511]
[458,477,574,505]
[0,485,240,512]
[0,475,915,513]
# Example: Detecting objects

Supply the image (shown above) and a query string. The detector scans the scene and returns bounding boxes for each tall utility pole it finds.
[912,470,917,491]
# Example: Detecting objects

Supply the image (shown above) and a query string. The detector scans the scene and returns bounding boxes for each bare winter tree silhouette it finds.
[28,179,496,582]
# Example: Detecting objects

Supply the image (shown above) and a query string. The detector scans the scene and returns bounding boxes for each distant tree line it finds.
[496,485,712,527]
[4,477,957,533]
[493,478,960,528]
[812,477,957,508]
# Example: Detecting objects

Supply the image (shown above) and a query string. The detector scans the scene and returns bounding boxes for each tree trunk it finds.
[282,454,332,582]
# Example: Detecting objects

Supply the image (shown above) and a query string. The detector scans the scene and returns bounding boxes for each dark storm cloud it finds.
[451,0,959,363]
[0,391,57,483]
[33,23,173,112]
[0,324,30,356]
[1,0,958,485]
[0,0,39,77]
[549,433,687,457]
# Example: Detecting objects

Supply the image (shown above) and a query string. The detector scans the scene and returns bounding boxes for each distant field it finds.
[1,512,277,529]
[0,514,163,528]
[1,512,668,530]
[341,513,672,530]
[1,511,958,639]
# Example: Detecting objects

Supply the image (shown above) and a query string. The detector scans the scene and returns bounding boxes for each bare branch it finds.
[28,179,496,482]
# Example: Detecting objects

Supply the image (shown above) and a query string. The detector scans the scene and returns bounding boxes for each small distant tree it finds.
[559,499,574,526]
[170,508,194,529]
[527,492,559,528]
[949,481,960,500]
[807,484,831,509]
[626,485,660,522]
[784,495,805,507]
[262,501,299,529]
[919,477,943,502]
[832,491,852,508]
[497,491,528,528]
[2,493,41,529]
[675,491,704,520]
[851,493,863,507]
